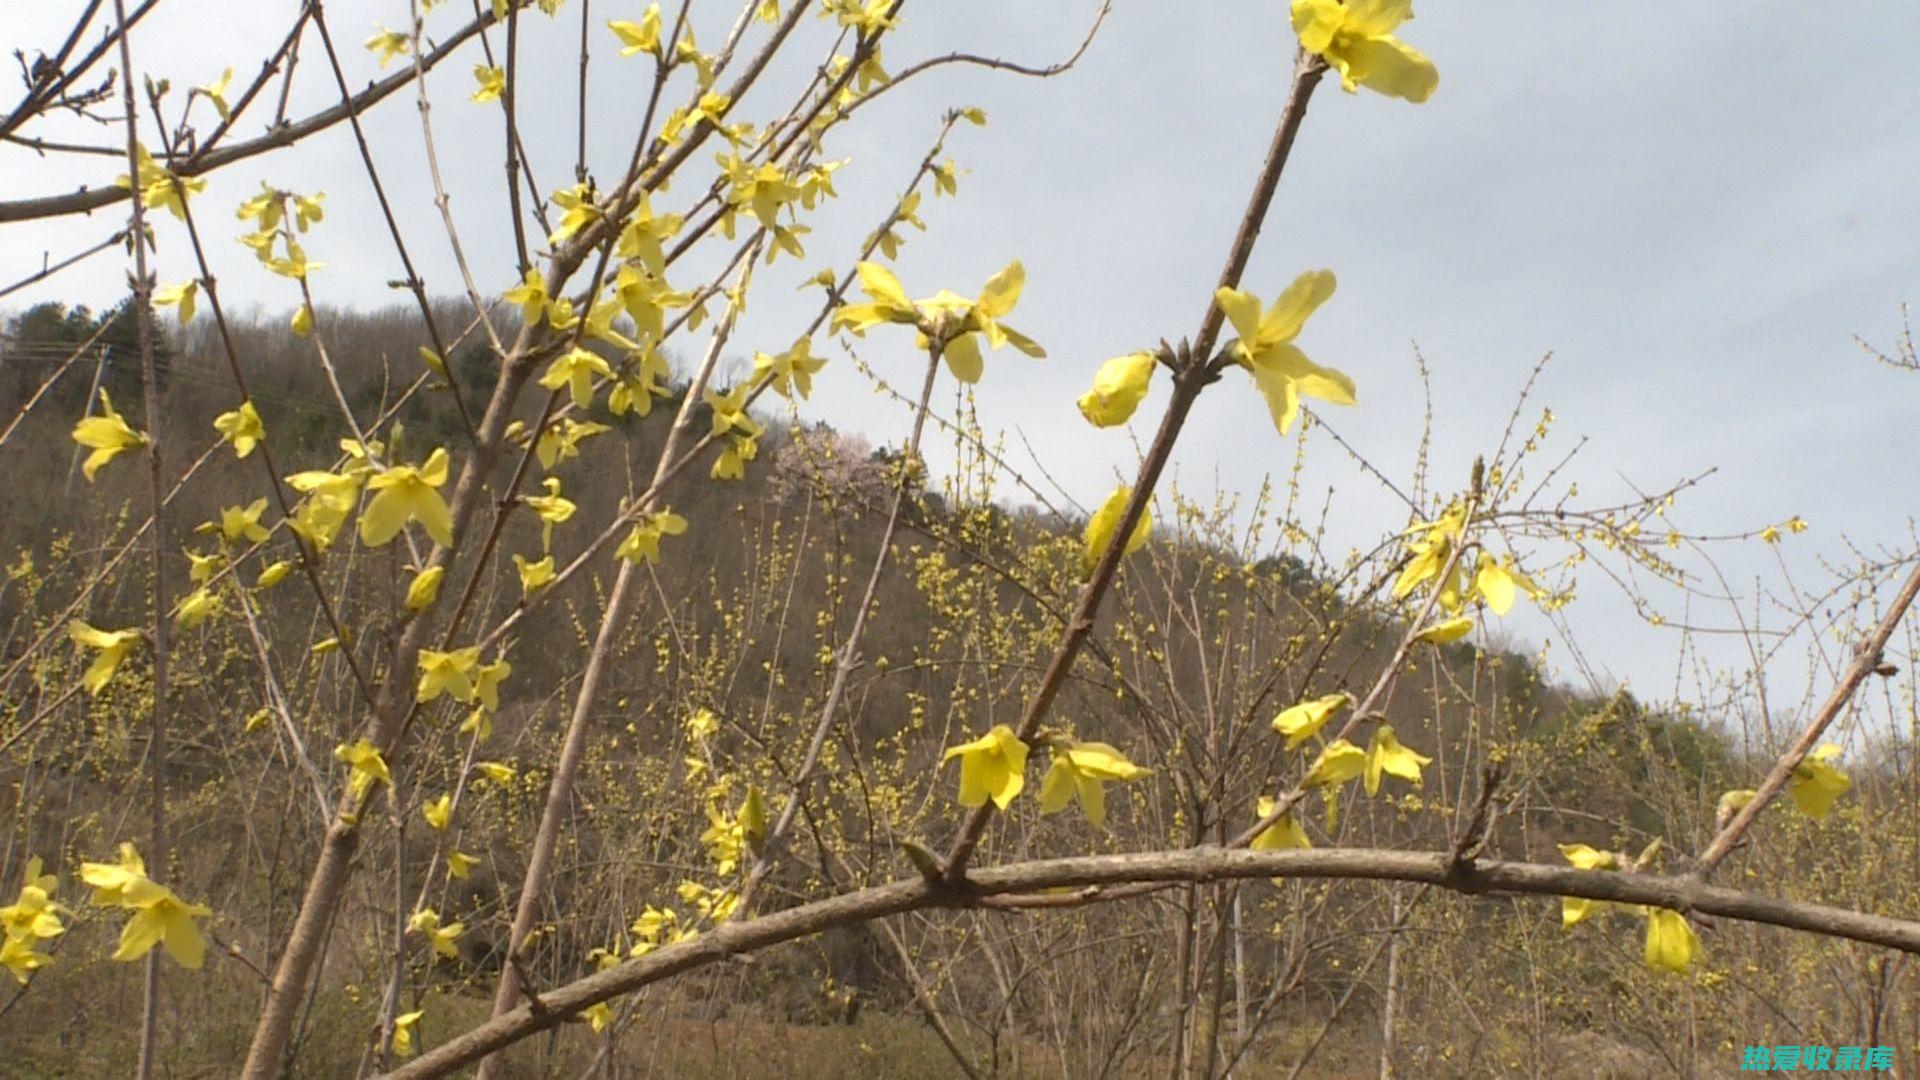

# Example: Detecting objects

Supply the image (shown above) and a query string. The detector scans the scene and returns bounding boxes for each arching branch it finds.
[382,846,1920,1078]
[0,7,498,224]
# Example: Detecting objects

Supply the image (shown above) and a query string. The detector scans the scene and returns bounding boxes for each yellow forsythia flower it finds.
[514,553,556,595]
[1215,269,1353,435]
[754,337,829,401]
[79,843,212,969]
[1363,724,1431,797]
[1303,739,1366,788]
[71,389,147,482]
[1082,486,1152,578]
[1271,693,1348,750]
[153,280,197,325]
[0,857,64,983]
[219,498,270,544]
[942,725,1029,809]
[409,909,463,959]
[1077,351,1156,428]
[1413,615,1474,644]
[365,25,412,68]
[417,645,482,703]
[540,347,614,407]
[1556,843,1619,929]
[470,64,505,103]
[1644,908,1700,975]
[607,7,663,57]
[1038,738,1148,826]
[423,794,453,830]
[213,400,264,458]
[523,477,577,550]
[69,620,142,694]
[392,1010,424,1057]
[617,510,688,565]
[360,448,455,548]
[1290,0,1439,103]
[1790,744,1851,819]
[333,739,392,799]
[405,566,445,612]
[1251,797,1312,853]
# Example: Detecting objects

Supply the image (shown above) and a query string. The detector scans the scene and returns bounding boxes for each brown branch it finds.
[109,4,170,1075]
[1695,557,1920,877]
[382,846,1920,1078]
[941,53,1327,883]
[0,7,499,223]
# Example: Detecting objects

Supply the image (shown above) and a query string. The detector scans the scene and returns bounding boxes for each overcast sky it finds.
[4,1,1916,716]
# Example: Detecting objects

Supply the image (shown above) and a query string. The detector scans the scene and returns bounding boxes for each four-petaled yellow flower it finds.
[524,477,577,550]
[473,658,512,712]
[174,587,222,631]
[72,389,147,482]
[1644,907,1700,975]
[113,143,205,220]
[1,935,51,984]
[1291,0,1439,103]
[213,400,265,458]
[535,418,610,469]
[1082,486,1152,578]
[417,645,483,703]
[943,724,1030,809]
[1251,797,1312,852]
[549,183,603,245]
[69,620,143,694]
[409,908,464,959]
[361,448,455,548]
[1216,270,1355,436]
[514,553,556,595]
[1413,614,1474,644]
[1077,352,1157,428]
[334,739,393,799]
[196,67,234,121]
[1303,738,1366,788]
[617,509,689,565]
[1272,693,1349,750]
[471,64,505,103]
[541,347,614,407]
[423,793,453,830]
[80,843,212,969]
[1790,744,1851,819]
[0,857,64,984]
[607,7,663,57]
[1555,842,1619,928]
[365,25,412,68]
[503,267,570,328]
[833,261,1043,383]
[754,337,828,400]
[1469,552,1520,615]
[1363,724,1431,796]
[392,1010,424,1057]
[1038,738,1149,826]
[1394,503,1465,601]
[153,280,198,325]
[704,383,764,440]
[219,498,271,544]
